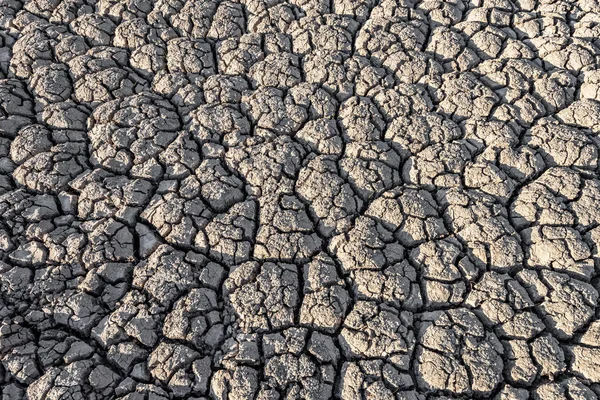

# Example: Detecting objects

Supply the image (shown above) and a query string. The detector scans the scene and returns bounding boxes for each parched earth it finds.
[0,0,600,399]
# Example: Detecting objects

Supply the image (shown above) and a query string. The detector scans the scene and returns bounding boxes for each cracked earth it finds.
[0,0,600,399]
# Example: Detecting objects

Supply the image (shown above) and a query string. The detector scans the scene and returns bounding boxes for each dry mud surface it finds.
[1,0,600,399]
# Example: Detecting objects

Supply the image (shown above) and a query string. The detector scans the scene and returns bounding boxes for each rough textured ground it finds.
[0,0,600,399]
